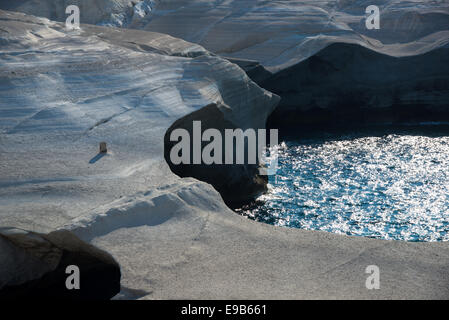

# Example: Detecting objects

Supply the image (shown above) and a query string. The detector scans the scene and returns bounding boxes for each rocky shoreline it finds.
[1,2,449,299]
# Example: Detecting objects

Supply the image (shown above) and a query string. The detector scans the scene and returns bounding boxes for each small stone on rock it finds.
[100,142,107,153]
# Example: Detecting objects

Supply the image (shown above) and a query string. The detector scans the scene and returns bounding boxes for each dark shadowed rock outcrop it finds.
[262,43,449,130]
[0,227,121,300]
[164,103,269,209]
[225,58,273,85]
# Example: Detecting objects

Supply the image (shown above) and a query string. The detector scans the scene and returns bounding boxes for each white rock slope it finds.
[0,0,156,26]
[6,1,448,72]
[134,0,449,126]
[0,9,276,229]
[133,0,449,72]
[0,10,449,299]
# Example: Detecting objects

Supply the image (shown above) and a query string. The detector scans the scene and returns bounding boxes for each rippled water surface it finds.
[242,128,449,241]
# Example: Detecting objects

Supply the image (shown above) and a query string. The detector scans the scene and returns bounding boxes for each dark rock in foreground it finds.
[0,227,121,300]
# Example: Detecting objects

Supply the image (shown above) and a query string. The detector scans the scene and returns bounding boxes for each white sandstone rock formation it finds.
[132,0,449,126]
[6,1,448,71]
[6,1,447,125]
[129,0,449,71]
[0,0,156,26]
[0,9,277,230]
[1,8,449,299]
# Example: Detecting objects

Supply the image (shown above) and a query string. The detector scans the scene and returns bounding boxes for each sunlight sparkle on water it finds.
[243,132,449,241]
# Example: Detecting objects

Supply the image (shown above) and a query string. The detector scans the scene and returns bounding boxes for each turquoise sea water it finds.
[241,127,449,242]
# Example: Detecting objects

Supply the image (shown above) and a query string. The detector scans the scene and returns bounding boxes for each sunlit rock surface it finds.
[129,1,449,71]
[7,1,449,70]
[134,0,449,127]
[0,9,277,230]
[8,1,447,126]
[1,9,449,299]
[0,0,156,27]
